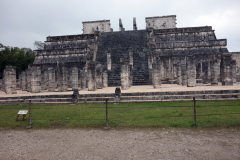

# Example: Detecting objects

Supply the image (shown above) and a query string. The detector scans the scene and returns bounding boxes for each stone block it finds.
[31,66,42,93]
[152,57,161,88]
[3,66,17,94]
[87,61,97,91]
[187,56,196,87]
[96,64,103,89]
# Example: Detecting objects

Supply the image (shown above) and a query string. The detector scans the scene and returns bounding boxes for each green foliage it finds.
[0,43,35,79]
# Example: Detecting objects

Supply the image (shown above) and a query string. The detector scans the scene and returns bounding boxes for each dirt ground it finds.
[0,127,240,160]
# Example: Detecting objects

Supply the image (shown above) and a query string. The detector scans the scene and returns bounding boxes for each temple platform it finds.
[1,83,240,104]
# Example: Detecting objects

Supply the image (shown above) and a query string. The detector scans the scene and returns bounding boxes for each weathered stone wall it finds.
[231,52,240,82]
[82,20,111,34]
[3,66,17,94]
[146,15,176,29]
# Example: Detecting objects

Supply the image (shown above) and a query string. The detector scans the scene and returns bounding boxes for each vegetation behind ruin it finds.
[0,43,35,79]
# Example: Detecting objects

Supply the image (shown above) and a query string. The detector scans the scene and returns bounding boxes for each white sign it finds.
[18,110,28,114]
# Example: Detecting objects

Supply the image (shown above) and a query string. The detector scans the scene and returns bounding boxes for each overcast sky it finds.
[0,0,240,52]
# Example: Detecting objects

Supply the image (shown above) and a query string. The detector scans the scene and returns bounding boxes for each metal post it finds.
[105,99,108,127]
[29,100,32,125]
[193,97,196,126]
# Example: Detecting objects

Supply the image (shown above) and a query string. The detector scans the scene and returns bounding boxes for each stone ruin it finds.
[2,15,240,94]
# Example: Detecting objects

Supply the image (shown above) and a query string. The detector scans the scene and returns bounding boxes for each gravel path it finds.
[0,127,240,160]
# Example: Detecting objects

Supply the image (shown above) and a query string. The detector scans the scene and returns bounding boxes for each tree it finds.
[0,44,35,79]
[33,41,44,50]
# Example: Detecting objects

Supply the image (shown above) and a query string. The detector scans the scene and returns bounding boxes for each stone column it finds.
[210,58,219,85]
[31,66,42,93]
[202,61,209,84]
[148,56,153,85]
[48,68,56,92]
[177,62,182,85]
[26,68,32,92]
[208,58,211,83]
[3,66,17,94]
[70,67,78,90]
[121,59,130,90]
[181,57,187,86]
[187,56,196,87]
[173,64,177,79]
[58,62,68,92]
[232,60,237,83]
[196,62,202,79]
[96,64,103,89]
[87,61,97,91]
[221,53,233,86]
[21,71,27,91]
[41,70,48,91]
[152,57,161,88]
[19,72,22,90]
[80,70,86,90]
[129,65,133,87]
[103,70,108,88]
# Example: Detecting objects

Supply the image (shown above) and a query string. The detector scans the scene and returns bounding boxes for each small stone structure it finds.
[2,15,240,94]
[2,66,17,94]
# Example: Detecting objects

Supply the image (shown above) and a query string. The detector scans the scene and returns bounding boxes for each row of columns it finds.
[149,54,235,88]
[14,62,108,94]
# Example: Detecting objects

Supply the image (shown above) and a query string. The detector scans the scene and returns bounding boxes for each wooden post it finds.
[193,97,196,126]
[29,100,32,125]
[105,99,109,127]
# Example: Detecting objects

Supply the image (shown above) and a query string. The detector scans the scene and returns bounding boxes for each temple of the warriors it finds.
[2,15,240,94]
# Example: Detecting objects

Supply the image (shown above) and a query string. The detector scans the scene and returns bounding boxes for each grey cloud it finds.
[0,0,239,51]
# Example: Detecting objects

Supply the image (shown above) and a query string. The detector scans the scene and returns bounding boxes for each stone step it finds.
[1,89,240,104]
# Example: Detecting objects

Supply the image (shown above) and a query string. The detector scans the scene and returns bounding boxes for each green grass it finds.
[0,100,240,129]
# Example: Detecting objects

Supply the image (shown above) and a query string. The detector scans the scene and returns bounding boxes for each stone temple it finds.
[2,15,240,93]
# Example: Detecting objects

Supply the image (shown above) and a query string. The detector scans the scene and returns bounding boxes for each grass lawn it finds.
[0,100,240,129]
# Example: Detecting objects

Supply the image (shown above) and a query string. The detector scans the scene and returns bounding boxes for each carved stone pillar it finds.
[19,72,22,90]
[103,70,108,88]
[187,56,196,87]
[96,64,103,89]
[221,53,233,86]
[31,66,42,93]
[121,59,130,90]
[21,71,27,91]
[58,62,68,92]
[71,67,78,90]
[208,58,211,83]
[173,64,177,79]
[232,60,237,83]
[41,70,48,91]
[3,66,17,94]
[152,57,161,88]
[129,65,133,87]
[48,68,56,92]
[148,56,153,85]
[177,62,182,85]
[80,70,86,90]
[87,61,97,91]
[181,57,187,86]
[196,62,202,79]
[210,58,219,85]
[202,61,209,84]
[26,68,32,92]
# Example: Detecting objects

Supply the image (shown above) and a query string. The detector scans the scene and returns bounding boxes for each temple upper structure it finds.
[8,15,239,93]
